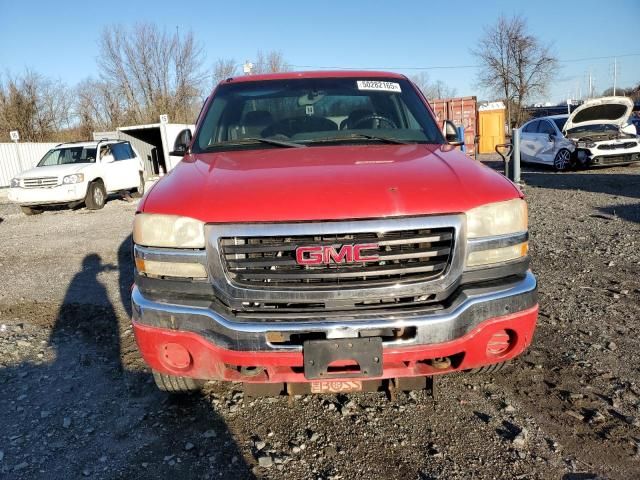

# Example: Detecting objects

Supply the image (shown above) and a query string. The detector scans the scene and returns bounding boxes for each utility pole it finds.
[588,70,592,98]
[613,57,617,96]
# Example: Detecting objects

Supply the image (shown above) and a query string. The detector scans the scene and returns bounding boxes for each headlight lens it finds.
[466,199,528,239]
[62,174,84,184]
[133,213,205,248]
[10,178,20,188]
[465,199,528,268]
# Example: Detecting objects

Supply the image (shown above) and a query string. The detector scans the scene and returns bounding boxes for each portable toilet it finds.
[478,102,506,154]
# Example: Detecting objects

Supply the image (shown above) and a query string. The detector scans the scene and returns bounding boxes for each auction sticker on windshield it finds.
[356,80,401,92]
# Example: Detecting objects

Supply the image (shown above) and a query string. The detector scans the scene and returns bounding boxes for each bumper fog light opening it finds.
[486,329,515,357]
[161,342,192,370]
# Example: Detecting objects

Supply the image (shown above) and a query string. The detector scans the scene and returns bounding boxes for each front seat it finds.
[238,110,274,138]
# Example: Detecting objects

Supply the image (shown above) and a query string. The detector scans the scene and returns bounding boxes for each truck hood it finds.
[15,163,90,179]
[140,144,520,223]
[564,96,633,132]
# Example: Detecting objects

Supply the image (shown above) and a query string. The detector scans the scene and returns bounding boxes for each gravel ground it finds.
[0,159,639,479]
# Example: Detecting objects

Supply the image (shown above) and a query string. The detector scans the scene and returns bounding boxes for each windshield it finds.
[193,77,444,152]
[37,146,97,167]
[552,117,567,131]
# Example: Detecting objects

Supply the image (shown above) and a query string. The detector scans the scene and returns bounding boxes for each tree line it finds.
[0,23,292,142]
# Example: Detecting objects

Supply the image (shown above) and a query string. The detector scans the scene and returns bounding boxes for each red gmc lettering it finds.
[353,243,379,262]
[295,246,324,265]
[325,245,354,264]
[296,244,380,265]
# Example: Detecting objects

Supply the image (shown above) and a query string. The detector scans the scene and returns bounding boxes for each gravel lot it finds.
[1,159,639,479]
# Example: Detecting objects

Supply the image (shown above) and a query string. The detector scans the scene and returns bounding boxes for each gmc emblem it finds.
[295,243,379,265]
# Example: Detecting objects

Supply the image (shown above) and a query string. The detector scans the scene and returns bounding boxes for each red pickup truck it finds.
[131,71,537,395]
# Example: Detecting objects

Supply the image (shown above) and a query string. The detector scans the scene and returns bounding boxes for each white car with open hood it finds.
[520,96,639,170]
[8,139,145,215]
[564,96,639,167]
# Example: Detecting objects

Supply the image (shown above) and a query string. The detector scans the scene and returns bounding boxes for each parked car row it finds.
[519,97,640,170]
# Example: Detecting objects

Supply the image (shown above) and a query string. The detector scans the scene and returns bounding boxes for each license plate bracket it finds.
[303,337,382,380]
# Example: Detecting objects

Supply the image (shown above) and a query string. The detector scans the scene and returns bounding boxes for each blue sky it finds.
[1,0,639,104]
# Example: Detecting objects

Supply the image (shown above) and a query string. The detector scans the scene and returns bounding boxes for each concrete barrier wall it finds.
[0,143,59,187]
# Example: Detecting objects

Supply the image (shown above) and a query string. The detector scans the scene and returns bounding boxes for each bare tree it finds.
[253,50,289,74]
[0,71,73,142]
[410,73,457,100]
[508,19,557,124]
[601,85,638,99]
[212,58,238,86]
[97,23,204,125]
[472,15,557,126]
[75,78,129,138]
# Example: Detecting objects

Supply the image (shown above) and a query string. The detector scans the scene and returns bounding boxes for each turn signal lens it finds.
[135,258,207,278]
[466,242,528,267]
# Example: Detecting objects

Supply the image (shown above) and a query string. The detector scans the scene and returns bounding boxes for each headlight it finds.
[467,199,527,238]
[465,199,528,268]
[10,178,20,188]
[62,174,84,184]
[133,213,205,248]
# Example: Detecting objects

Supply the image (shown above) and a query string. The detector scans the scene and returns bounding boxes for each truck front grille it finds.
[593,154,639,165]
[597,142,637,150]
[219,227,454,288]
[22,177,59,188]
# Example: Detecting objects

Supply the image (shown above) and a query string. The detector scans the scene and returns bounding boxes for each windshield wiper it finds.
[205,137,306,150]
[306,133,411,145]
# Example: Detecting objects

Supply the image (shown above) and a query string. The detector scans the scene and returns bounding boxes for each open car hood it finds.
[564,96,633,132]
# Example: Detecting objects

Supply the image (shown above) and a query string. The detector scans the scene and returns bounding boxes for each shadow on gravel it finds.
[0,238,254,479]
[595,203,640,224]
[561,474,603,480]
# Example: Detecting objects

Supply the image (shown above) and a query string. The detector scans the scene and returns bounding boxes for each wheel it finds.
[85,181,106,210]
[152,371,204,394]
[20,206,43,216]
[466,361,510,374]
[553,149,572,171]
[132,172,145,198]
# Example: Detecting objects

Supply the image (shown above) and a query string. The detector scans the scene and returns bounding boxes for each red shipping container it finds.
[430,96,478,157]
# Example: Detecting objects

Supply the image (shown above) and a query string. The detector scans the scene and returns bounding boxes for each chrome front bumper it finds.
[8,184,87,205]
[132,271,537,352]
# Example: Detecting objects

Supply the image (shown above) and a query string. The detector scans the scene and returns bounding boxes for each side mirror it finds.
[170,128,193,157]
[548,133,556,142]
[443,120,463,146]
[169,143,187,157]
[621,123,637,135]
[101,154,115,163]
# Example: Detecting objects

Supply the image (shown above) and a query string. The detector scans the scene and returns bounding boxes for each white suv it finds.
[8,139,145,215]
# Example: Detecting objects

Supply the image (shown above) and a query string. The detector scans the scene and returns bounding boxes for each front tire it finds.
[152,371,204,394]
[85,181,106,210]
[20,206,43,216]
[466,361,510,374]
[553,149,572,171]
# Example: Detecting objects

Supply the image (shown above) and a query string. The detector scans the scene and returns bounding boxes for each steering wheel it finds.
[350,114,397,130]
